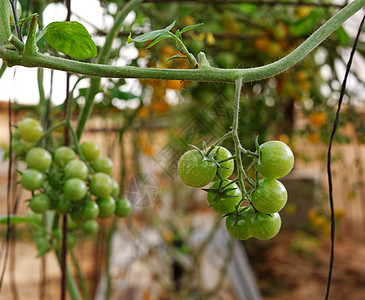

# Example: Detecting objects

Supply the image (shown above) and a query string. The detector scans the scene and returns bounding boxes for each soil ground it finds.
[2,229,365,300]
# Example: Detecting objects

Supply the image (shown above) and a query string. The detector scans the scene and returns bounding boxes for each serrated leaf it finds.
[146,33,171,49]
[17,13,38,27]
[202,188,220,194]
[289,10,322,36]
[336,26,349,46]
[128,21,176,43]
[43,21,97,60]
[0,215,27,225]
[109,88,138,100]
[165,54,186,63]
[209,195,221,208]
[179,23,204,36]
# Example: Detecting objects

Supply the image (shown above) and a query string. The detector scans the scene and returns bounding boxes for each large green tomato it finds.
[21,169,44,191]
[54,146,77,168]
[79,202,100,222]
[83,220,99,234]
[212,146,235,181]
[63,178,87,201]
[93,156,113,175]
[18,118,43,143]
[255,141,294,179]
[250,212,281,240]
[225,207,253,240]
[64,159,89,180]
[115,198,132,217]
[206,180,242,214]
[80,141,100,161]
[25,147,52,172]
[251,178,287,214]
[29,194,50,213]
[96,196,116,219]
[178,150,217,187]
[89,173,113,198]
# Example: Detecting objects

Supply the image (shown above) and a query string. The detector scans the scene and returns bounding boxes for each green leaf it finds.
[109,88,138,100]
[336,26,349,46]
[43,21,97,60]
[128,21,176,43]
[146,33,171,49]
[0,215,28,225]
[179,23,204,36]
[17,13,38,27]
[165,54,186,63]
[289,10,323,36]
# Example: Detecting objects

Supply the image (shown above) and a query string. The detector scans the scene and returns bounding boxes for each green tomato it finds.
[178,150,217,187]
[255,141,294,179]
[206,180,242,214]
[49,168,64,190]
[18,118,43,143]
[54,146,77,168]
[93,156,113,175]
[115,198,132,217]
[225,207,253,240]
[89,173,113,198]
[80,141,100,161]
[63,178,87,201]
[251,178,287,214]
[21,169,44,191]
[96,196,116,219]
[250,212,281,240]
[26,147,52,172]
[29,194,50,214]
[79,202,100,222]
[111,179,120,198]
[83,220,99,234]
[212,146,234,181]
[54,195,72,214]
[64,159,89,180]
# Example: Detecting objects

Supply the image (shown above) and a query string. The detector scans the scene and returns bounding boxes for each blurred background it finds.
[1,0,365,299]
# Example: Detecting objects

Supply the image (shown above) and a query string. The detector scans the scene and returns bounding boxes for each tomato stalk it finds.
[3,0,364,81]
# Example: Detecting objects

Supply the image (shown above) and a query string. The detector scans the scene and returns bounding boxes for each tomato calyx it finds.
[189,143,225,170]
[203,180,240,208]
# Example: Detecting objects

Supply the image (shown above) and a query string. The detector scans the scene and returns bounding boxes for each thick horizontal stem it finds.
[0,0,363,82]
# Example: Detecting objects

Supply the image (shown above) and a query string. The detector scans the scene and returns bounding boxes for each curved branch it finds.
[0,0,364,83]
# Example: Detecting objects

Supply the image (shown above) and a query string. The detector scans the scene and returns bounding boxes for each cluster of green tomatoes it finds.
[177,140,294,240]
[15,118,132,237]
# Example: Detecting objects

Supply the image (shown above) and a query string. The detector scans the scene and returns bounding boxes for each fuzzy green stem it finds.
[1,0,363,80]
[167,32,198,68]
[39,121,67,140]
[8,34,24,51]
[23,15,37,55]
[206,131,233,155]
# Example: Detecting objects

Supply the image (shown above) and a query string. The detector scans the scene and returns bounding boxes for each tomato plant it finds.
[1,0,364,298]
